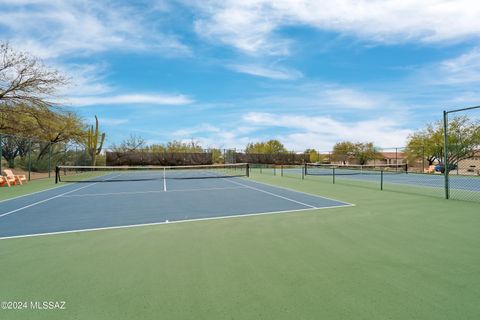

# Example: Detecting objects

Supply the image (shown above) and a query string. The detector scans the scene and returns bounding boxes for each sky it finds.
[1,0,480,151]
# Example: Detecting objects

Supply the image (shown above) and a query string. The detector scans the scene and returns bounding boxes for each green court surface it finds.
[1,172,480,320]
[0,178,57,202]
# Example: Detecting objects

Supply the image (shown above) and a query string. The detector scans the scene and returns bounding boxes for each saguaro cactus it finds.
[86,116,105,166]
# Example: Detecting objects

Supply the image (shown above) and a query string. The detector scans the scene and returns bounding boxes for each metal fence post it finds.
[443,110,450,199]
[333,167,336,184]
[75,145,79,166]
[380,170,384,190]
[28,139,32,181]
[395,147,399,172]
[422,145,425,173]
[48,142,52,178]
[64,144,67,165]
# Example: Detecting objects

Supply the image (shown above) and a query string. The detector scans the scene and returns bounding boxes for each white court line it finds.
[225,178,317,208]
[0,181,76,205]
[0,174,122,219]
[0,204,354,241]
[60,186,246,198]
[240,177,355,206]
[163,168,167,192]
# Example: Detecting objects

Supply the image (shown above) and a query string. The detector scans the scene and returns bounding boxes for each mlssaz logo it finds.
[30,301,66,310]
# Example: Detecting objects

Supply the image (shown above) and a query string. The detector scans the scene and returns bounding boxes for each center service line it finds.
[163,168,167,192]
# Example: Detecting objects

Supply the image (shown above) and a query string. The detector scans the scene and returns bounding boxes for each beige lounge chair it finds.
[1,173,16,187]
[0,175,11,187]
[3,169,27,185]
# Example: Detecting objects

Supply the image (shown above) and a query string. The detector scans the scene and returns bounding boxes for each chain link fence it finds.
[444,106,480,202]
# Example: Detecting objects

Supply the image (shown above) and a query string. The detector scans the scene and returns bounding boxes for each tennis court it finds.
[276,164,480,193]
[0,164,351,239]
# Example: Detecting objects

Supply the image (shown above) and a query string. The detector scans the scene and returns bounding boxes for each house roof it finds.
[381,152,406,159]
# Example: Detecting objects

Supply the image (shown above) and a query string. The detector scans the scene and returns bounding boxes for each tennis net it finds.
[55,163,249,183]
[305,163,408,176]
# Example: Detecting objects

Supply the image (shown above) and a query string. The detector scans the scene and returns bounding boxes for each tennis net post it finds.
[380,169,383,190]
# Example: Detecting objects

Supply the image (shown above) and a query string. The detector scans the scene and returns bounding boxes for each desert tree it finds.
[0,42,68,108]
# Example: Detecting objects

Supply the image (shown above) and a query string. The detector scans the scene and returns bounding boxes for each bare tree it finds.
[111,134,147,152]
[0,42,68,108]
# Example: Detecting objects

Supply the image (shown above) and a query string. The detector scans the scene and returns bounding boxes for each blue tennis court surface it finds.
[283,167,480,192]
[0,175,353,239]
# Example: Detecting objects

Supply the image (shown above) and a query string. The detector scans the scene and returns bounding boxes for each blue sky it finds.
[1,0,480,151]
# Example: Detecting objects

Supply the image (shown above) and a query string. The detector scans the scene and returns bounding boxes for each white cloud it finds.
[0,1,196,111]
[49,63,196,108]
[405,47,480,107]
[169,123,261,149]
[172,124,222,137]
[435,47,480,84]
[164,110,412,151]
[0,0,190,59]
[65,94,194,106]
[228,64,302,80]
[57,63,113,97]
[191,0,480,55]
[100,118,129,126]
[194,4,290,55]
[248,83,395,111]
[243,112,412,149]
[321,88,383,110]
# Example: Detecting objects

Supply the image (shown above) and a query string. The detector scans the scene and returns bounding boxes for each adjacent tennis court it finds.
[268,164,480,198]
[303,163,480,191]
[0,164,351,239]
